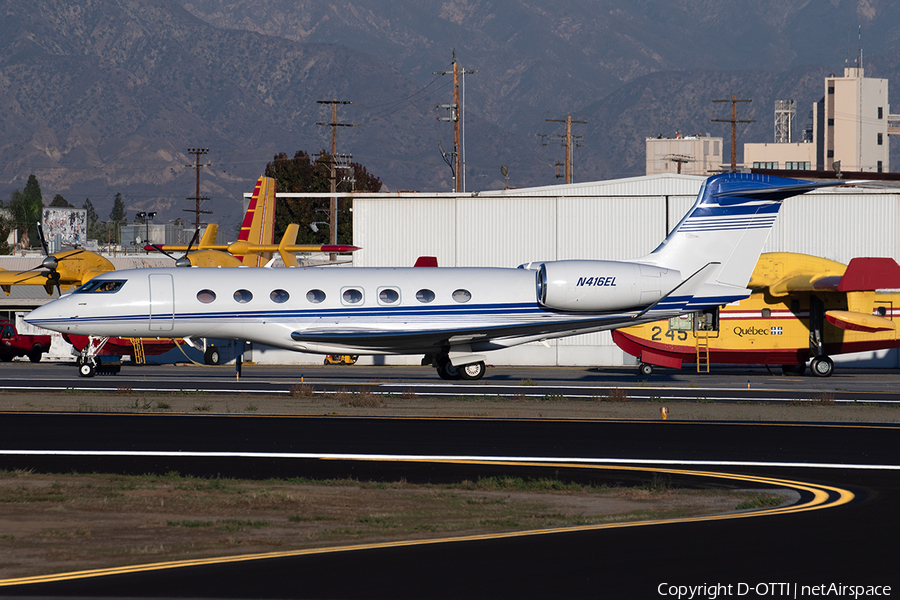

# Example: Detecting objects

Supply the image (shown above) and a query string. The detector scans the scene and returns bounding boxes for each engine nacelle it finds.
[538,260,682,311]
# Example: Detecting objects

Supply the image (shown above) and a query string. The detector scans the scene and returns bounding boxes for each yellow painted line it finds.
[0,461,853,587]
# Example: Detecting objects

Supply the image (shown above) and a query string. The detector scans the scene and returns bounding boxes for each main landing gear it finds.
[431,354,486,381]
[810,356,834,377]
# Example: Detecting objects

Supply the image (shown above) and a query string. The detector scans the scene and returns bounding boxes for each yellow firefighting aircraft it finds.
[145,175,357,267]
[613,252,900,377]
[0,176,358,294]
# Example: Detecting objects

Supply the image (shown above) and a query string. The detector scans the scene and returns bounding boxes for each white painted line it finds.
[1,449,898,470]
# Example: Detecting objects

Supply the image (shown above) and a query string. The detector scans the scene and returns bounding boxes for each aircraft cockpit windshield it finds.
[76,279,126,294]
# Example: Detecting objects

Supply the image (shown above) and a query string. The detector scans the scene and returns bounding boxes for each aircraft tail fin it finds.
[238,176,277,266]
[641,173,846,290]
[198,224,218,249]
[278,224,300,268]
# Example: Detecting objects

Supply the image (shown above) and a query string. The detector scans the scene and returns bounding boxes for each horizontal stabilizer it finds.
[838,257,900,292]
[825,310,896,333]
[711,180,848,200]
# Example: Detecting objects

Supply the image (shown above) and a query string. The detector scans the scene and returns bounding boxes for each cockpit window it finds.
[77,279,126,294]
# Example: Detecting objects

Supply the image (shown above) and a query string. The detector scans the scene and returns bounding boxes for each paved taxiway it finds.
[3,362,900,404]
[1,409,898,597]
[0,363,898,597]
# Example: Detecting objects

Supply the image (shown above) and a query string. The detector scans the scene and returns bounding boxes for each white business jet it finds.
[26,173,844,378]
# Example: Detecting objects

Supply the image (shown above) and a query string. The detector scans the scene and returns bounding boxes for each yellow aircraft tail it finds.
[237,176,276,266]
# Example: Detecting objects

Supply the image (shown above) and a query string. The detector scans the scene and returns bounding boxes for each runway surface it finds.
[0,410,898,598]
[3,362,900,404]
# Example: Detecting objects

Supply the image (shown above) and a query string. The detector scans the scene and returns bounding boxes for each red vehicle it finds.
[0,320,51,363]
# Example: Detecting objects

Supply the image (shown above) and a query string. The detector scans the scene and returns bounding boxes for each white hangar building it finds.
[265,173,900,368]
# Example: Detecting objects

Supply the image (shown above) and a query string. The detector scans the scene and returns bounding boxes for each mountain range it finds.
[2,0,898,230]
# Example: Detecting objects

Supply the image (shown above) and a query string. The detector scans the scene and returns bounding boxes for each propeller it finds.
[35,222,84,295]
[149,229,199,268]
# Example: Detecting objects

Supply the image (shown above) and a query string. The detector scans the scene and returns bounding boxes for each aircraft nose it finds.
[24,298,69,332]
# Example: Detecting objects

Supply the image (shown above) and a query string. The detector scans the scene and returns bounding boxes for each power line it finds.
[541,114,587,184]
[712,95,755,172]
[184,147,212,229]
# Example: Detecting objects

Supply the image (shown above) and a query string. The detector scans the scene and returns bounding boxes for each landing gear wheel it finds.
[79,361,96,378]
[458,361,486,381]
[436,357,461,380]
[781,363,807,376]
[810,356,834,377]
[204,347,220,366]
[639,363,654,376]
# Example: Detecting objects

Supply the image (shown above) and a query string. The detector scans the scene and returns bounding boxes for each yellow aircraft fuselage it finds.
[613,253,900,369]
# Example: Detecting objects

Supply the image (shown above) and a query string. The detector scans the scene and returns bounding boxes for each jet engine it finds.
[537,260,682,311]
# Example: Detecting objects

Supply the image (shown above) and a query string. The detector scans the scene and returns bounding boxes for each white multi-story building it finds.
[745,66,891,173]
[645,134,722,176]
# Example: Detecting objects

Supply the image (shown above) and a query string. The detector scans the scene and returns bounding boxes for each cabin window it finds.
[761,308,771,319]
[270,289,290,304]
[77,279,125,294]
[197,289,216,304]
[306,289,326,304]
[416,289,435,303]
[452,289,472,303]
[378,287,400,305]
[342,287,363,305]
[233,289,253,304]
[876,306,887,317]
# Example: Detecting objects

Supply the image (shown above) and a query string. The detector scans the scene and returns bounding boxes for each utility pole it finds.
[316,99,356,260]
[712,95,755,172]
[666,154,694,174]
[542,115,586,184]
[435,50,476,192]
[184,148,212,230]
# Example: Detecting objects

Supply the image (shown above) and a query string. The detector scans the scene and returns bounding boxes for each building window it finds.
[877,133,883,145]
[827,118,834,126]
[878,107,883,119]
[878,161,883,173]
[827,150,834,158]
[752,162,779,169]
[828,86,834,94]
[784,162,811,170]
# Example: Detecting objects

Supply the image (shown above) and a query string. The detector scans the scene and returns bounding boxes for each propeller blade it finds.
[146,244,179,261]
[37,222,50,257]
[185,229,200,253]
[174,229,200,268]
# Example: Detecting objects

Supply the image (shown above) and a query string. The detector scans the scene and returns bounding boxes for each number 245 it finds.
[651,326,688,342]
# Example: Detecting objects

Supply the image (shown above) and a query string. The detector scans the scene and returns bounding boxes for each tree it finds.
[6,174,44,248]
[49,194,73,208]
[108,193,127,244]
[265,151,381,245]
[0,213,10,255]
[83,199,106,242]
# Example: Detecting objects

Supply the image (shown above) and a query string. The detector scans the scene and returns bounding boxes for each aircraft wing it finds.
[0,270,52,286]
[291,314,642,353]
